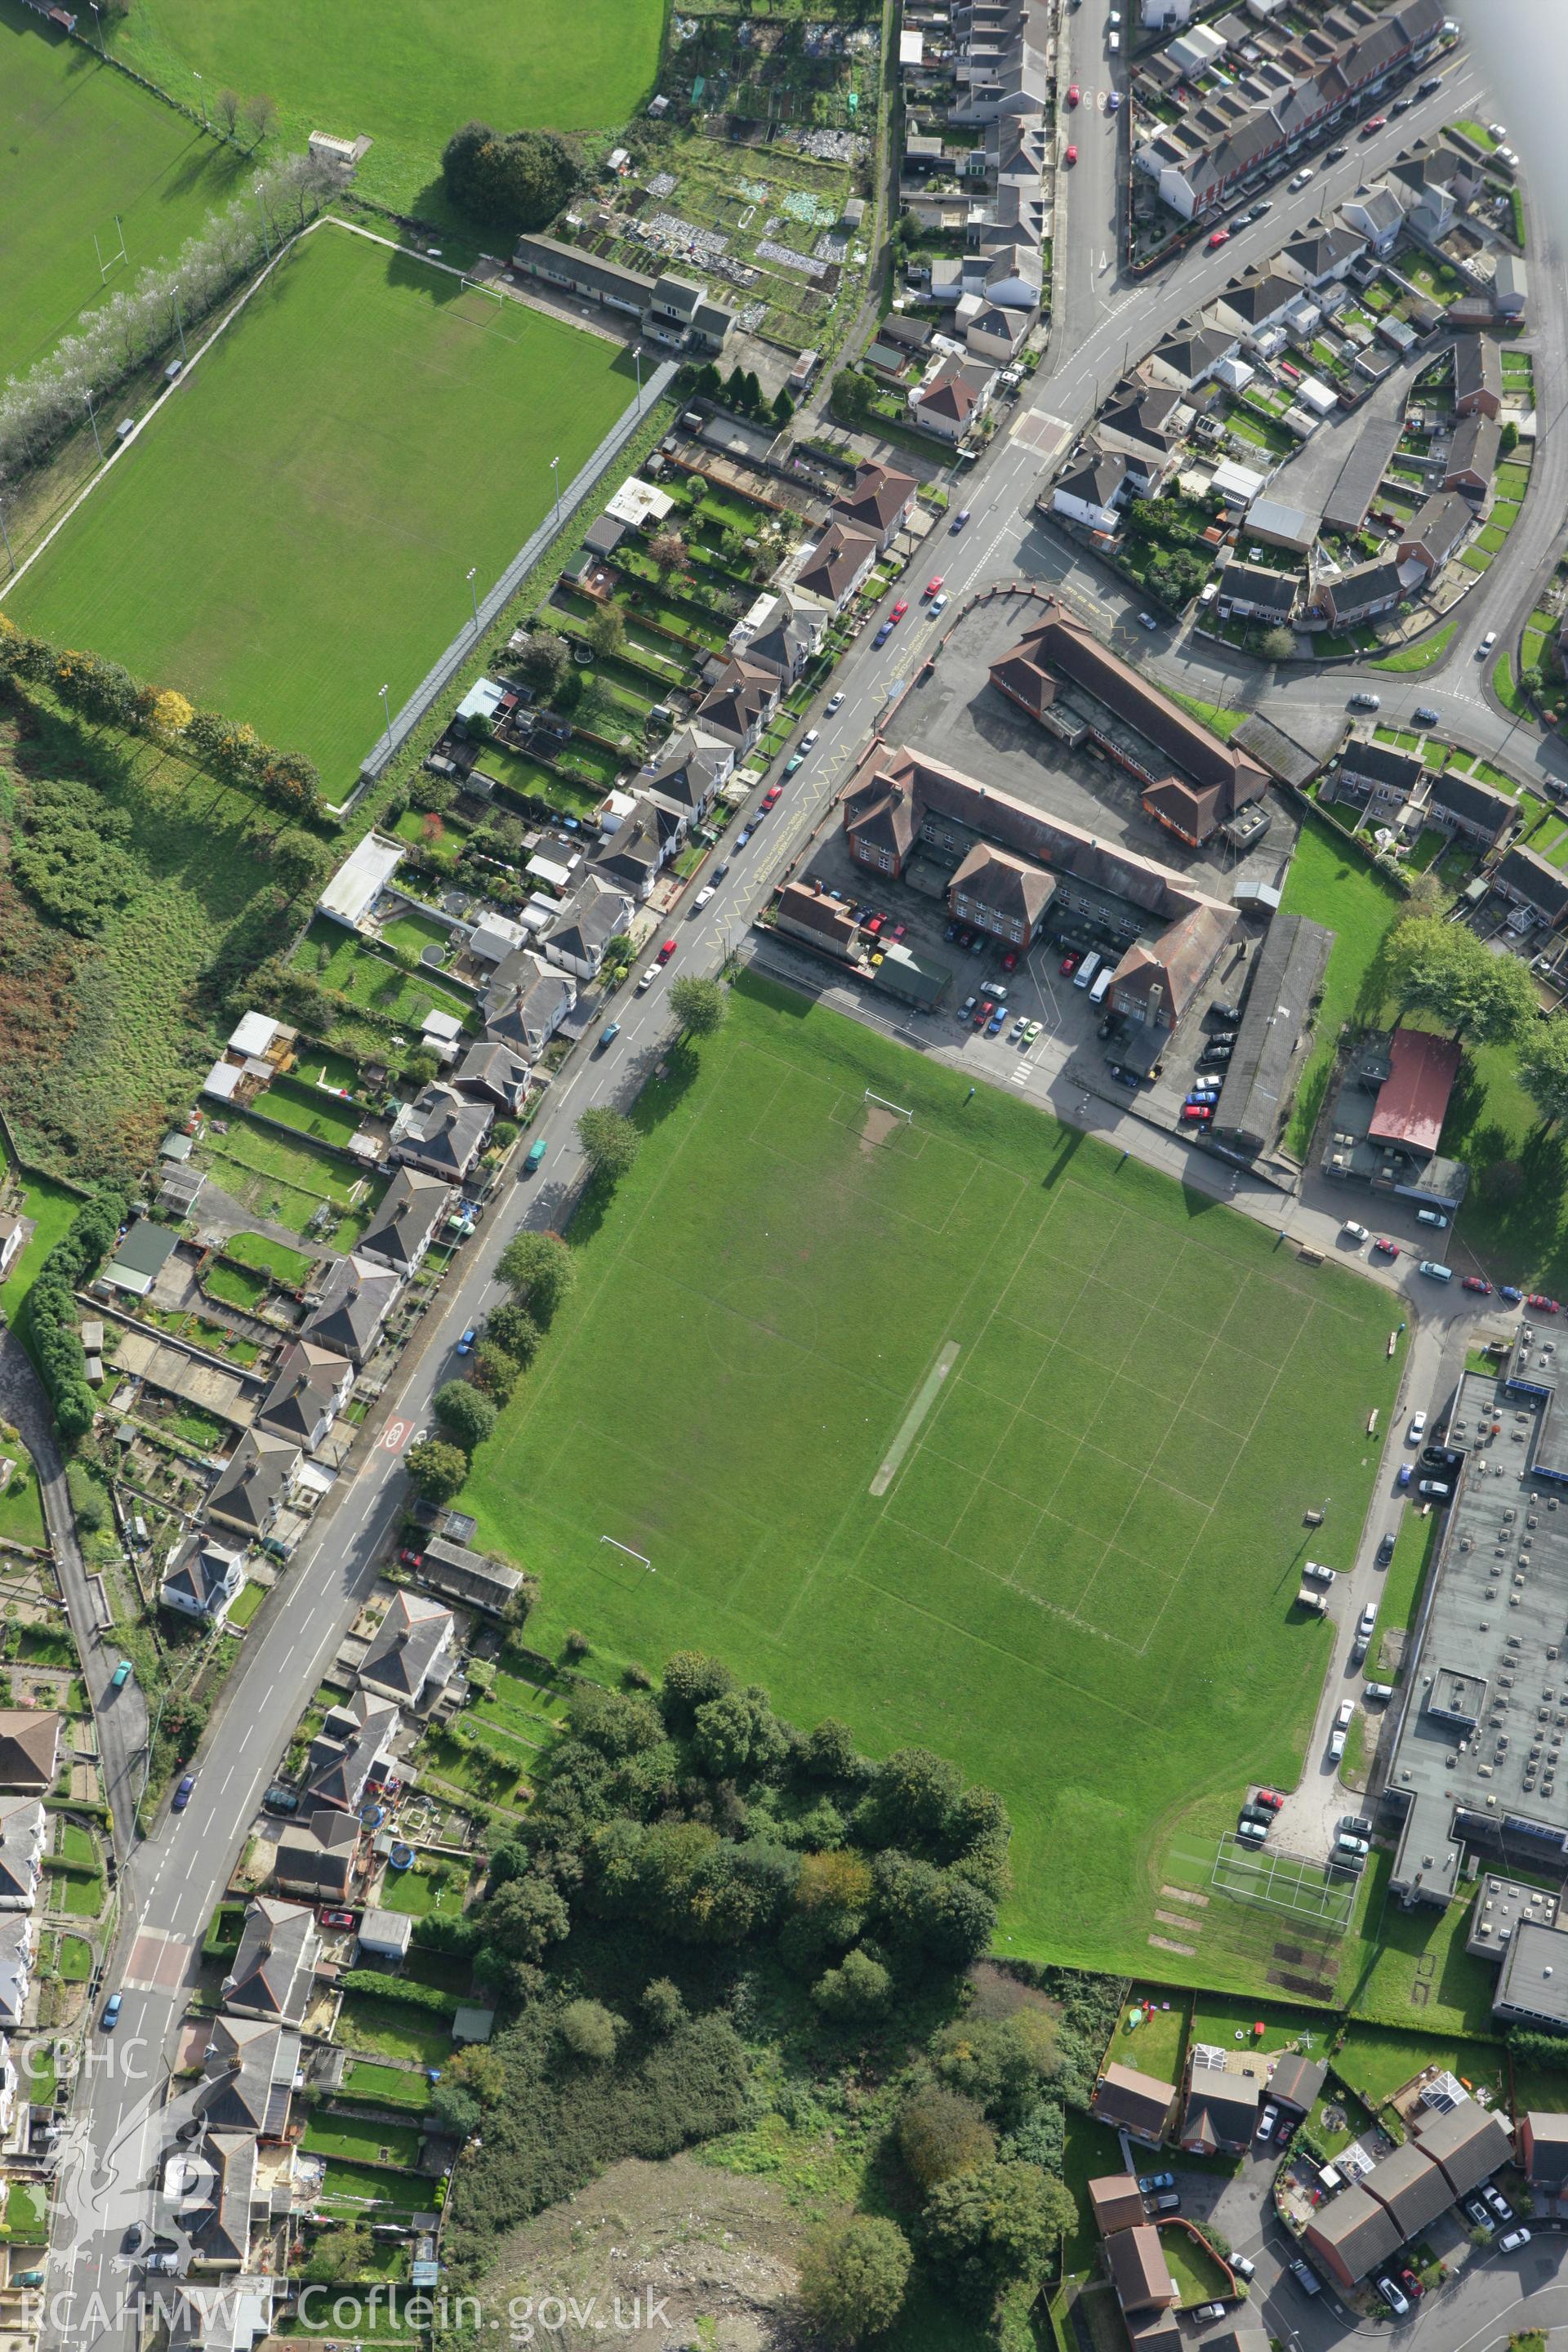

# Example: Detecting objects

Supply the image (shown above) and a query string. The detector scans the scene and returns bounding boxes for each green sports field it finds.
[109,0,664,212]
[7,224,636,791]
[0,1,252,372]
[465,978,1405,1991]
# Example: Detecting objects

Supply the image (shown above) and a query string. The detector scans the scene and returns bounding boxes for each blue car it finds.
[524,1138,547,1173]
[100,1993,122,2033]
[1397,1464,1412,1490]
[987,1009,1007,1034]
[456,1328,477,1356]
[1500,1285,1524,1303]
[874,621,894,647]
[1138,2172,1174,2194]
[1186,1089,1219,1107]
[172,1773,196,1811]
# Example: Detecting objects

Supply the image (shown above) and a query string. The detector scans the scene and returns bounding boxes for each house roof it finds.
[301,1253,402,1361]
[488,956,577,1058]
[1340,737,1424,793]
[511,231,656,305]
[917,359,985,424]
[305,1693,400,1811]
[795,521,878,603]
[1306,2185,1401,2282]
[1099,380,1187,454]
[162,1534,245,1614]
[1105,2225,1176,2314]
[641,725,730,809]
[1428,766,1512,836]
[1446,411,1501,482]
[1403,488,1473,564]
[1267,2051,1327,2113]
[1497,844,1568,919]
[1283,223,1365,278]
[776,883,862,950]
[198,2017,301,2136]
[394,1086,492,1177]
[222,1898,318,2025]
[1327,559,1405,618]
[547,875,633,964]
[207,1429,299,1534]
[1218,270,1300,327]
[0,1713,56,1795]
[274,1806,359,1900]
[950,842,1057,929]
[1221,563,1298,616]
[1111,904,1234,1025]
[257,1342,351,1446]
[1058,446,1129,510]
[1089,2174,1148,2235]
[359,1591,454,1704]
[193,2130,258,2265]
[1214,911,1334,1150]
[1183,2068,1262,2149]
[105,1218,179,1292]
[1410,2099,1513,2197]
[359,1165,452,1267]
[452,1038,532,1112]
[834,460,918,535]
[1094,2061,1176,2137]
[1368,1026,1460,1156]
[1524,2113,1568,2181]
[1364,2140,1452,2239]
[1454,335,1502,407]
[0,1795,42,1906]
[697,657,778,746]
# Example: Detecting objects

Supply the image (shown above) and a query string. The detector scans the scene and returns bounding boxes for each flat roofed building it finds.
[1520,2112,1568,2189]
[1494,1920,1568,2030]
[1467,1874,1559,1959]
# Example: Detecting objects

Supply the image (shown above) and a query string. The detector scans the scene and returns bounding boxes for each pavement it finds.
[42,13,1568,2345]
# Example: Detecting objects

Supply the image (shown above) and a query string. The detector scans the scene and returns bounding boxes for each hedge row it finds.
[27,1190,127,1439]
[338,1967,461,2018]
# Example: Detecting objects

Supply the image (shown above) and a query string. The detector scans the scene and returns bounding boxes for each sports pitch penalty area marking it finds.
[871,1340,960,1497]
[600,1535,653,1573]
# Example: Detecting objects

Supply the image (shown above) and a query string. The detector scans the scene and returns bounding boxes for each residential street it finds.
[39,9,1568,2345]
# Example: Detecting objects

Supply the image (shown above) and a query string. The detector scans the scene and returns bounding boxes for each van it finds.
[1418,1259,1453,1281]
[1290,2261,1322,2297]
[1089,966,1115,1006]
[1415,1207,1448,1227]
[1074,951,1102,991]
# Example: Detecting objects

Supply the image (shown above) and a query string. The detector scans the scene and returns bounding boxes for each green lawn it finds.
[316,2158,430,2220]
[197,1116,384,1247]
[378,1860,471,1918]
[10,224,636,795]
[225,1232,314,1286]
[1445,1036,1568,1292]
[1,2184,45,2241]
[202,1260,269,1315]
[107,0,662,216]
[1336,2022,1504,2108]
[1163,2230,1232,2307]
[293,918,478,1033]
[1281,815,1405,1156]
[343,2060,434,2112]
[59,1935,94,1981]
[0,1169,82,1356]
[1370,621,1457,675]
[462,975,1405,1989]
[1191,1994,1331,2055]
[0,1441,47,1551]
[336,1993,452,2068]
[1348,1878,1503,2038]
[227,1579,265,1628]
[303,2115,423,2169]
[0,0,256,374]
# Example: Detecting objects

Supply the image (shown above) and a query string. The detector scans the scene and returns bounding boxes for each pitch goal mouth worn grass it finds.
[464,973,1403,1991]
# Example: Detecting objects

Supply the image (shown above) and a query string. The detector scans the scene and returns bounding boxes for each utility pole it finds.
[193,69,207,128]
[173,286,188,365]
[84,387,104,461]
[379,682,393,751]
[550,452,562,525]
[466,565,479,635]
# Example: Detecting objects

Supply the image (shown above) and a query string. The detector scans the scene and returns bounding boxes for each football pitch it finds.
[1,0,252,372]
[466,978,1404,1989]
[6,224,636,789]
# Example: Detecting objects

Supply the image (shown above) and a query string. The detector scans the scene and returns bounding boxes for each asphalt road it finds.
[46,19,1568,2345]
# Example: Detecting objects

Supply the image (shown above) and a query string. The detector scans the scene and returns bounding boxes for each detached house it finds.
[639,725,733,818]
[1181,2048,1263,2153]
[358,1166,454,1277]
[729,586,828,686]
[794,522,879,611]
[205,1431,300,1544]
[304,1693,401,1813]
[1091,2060,1176,2141]
[221,1899,321,2027]
[161,1533,247,1624]
[909,355,993,443]
[358,1592,455,1711]
[593,795,681,901]
[390,1085,493,1183]
[484,951,578,1054]
[541,875,634,981]
[1052,447,1129,535]
[273,1808,359,1904]
[696,657,780,756]
[301,1253,402,1365]
[0,1713,60,1794]
[257,1341,354,1454]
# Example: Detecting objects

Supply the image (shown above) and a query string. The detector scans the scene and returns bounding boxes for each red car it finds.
[924,575,945,598]
[1399,2271,1424,2300]
[1060,950,1081,975]
[1254,1788,1285,1811]
[890,598,910,621]
[973,998,995,1028]
[1362,114,1387,132]
[1206,228,1230,249]
[1528,1294,1561,1313]
[1067,82,1080,105]
[762,785,782,808]
[657,938,676,963]
[1065,145,1078,164]
[1001,949,1018,972]
[318,1909,355,1930]
[399,1547,425,1568]
[1181,1103,1214,1123]
[1373,1236,1400,1257]
[1462,1276,1492,1294]
[866,914,884,937]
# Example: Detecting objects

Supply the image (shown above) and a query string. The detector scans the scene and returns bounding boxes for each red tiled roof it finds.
[1369,1026,1460,1156]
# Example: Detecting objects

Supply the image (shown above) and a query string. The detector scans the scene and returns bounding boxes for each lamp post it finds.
[253,183,271,262]
[379,683,393,751]
[466,565,479,635]
[550,452,562,526]
[193,70,207,128]
[84,387,104,462]
[173,285,188,365]
[89,1,104,55]
[634,345,644,412]
[0,498,12,577]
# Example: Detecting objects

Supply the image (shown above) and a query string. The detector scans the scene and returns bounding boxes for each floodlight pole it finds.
[550,452,562,525]
[173,286,188,364]
[0,501,12,577]
[466,566,479,635]
[84,388,104,462]
[253,185,271,262]
[193,70,207,128]
[379,683,393,751]
[89,1,104,54]
[634,346,644,412]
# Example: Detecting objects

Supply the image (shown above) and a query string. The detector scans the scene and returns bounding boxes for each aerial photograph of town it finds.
[2,0,1567,2344]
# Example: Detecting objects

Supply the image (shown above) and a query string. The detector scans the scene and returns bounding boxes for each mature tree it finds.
[441,120,579,234]
[473,1339,522,1401]
[586,603,626,659]
[517,628,574,703]
[668,973,727,1038]
[813,1946,892,2019]
[898,2083,996,2191]
[661,1649,737,1723]
[773,386,795,425]
[577,1105,641,1185]
[430,2079,481,2137]
[216,87,241,137]
[935,2009,1060,2126]
[648,528,688,577]
[486,1300,542,1365]
[1481,1156,1526,1205]
[404,1437,469,1503]
[1383,915,1537,1045]
[1403,866,1449,921]
[243,92,277,146]
[797,2215,912,2345]
[1519,1014,1568,1128]
[497,1229,576,1322]
[640,1977,687,2035]
[862,1745,962,1851]
[693,1685,788,1779]
[433,1380,497,1452]
[559,1998,621,2060]
[485,1873,571,1961]
[923,2158,1075,2306]
[832,368,878,427]
[1259,626,1295,661]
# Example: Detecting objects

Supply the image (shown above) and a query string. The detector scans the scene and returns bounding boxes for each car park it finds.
[1186,1090,1218,1107]
[987,1009,1007,1035]
[1338,1833,1370,1858]
[1061,950,1080,974]
[1240,1802,1273,1830]
[1211,1003,1243,1026]
[1303,1560,1334,1584]
[1419,1478,1454,1499]
[1236,1817,1267,1842]
[973,1000,995,1028]
[1500,2227,1531,2252]
[1415,1207,1447,1228]
[1022,1021,1041,1044]
[1181,1104,1214,1123]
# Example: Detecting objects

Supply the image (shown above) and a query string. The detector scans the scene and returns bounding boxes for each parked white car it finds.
[1329,1698,1355,1761]
[1407,1411,1427,1443]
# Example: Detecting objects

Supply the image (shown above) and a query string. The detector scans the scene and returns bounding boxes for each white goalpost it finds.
[94,215,127,285]
[863,1089,914,1122]
[600,1535,653,1573]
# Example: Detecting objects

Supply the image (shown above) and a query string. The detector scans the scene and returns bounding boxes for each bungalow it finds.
[390,1085,493,1183]
[0,1797,45,1912]
[1052,447,1129,536]
[1454,334,1503,419]
[358,1591,456,1711]
[541,875,634,981]
[206,1430,300,1543]
[257,1342,354,1454]
[160,1534,247,1624]
[1494,844,1568,931]
[301,1253,403,1365]
[1443,411,1502,499]
[485,952,578,1056]
[220,1898,321,2026]
[1318,558,1405,628]
[197,2016,301,2140]
[833,460,919,552]
[1427,766,1512,851]
[1397,489,1473,576]
[0,1713,60,1794]
[794,521,880,611]
[358,1166,454,1277]
[947,843,1057,948]
[272,1808,359,1905]
[1091,2060,1177,2142]
[696,656,781,755]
